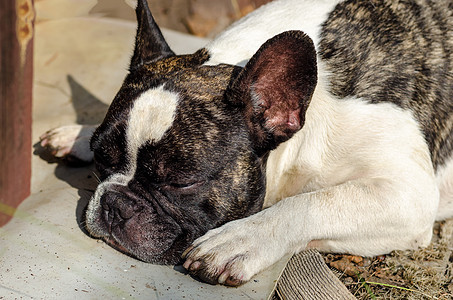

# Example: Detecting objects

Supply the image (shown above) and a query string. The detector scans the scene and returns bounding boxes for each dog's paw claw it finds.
[187,260,245,286]
[188,260,202,272]
[218,270,243,286]
[224,274,244,287]
[217,270,229,284]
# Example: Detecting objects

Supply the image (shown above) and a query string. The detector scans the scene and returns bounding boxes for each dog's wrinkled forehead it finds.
[90,52,241,175]
[129,62,238,148]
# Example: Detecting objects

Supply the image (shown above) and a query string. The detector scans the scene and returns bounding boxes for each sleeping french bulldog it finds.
[40,0,453,286]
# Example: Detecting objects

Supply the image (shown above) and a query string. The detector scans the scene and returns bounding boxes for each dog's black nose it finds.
[100,191,142,230]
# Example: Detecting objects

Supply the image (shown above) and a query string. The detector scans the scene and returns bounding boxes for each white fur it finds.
[40,124,96,162]
[126,85,178,169]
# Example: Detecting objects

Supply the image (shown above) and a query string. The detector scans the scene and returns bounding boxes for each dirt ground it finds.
[324,220,453,299]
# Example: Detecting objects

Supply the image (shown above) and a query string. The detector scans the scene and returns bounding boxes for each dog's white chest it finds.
[263,82,435,208]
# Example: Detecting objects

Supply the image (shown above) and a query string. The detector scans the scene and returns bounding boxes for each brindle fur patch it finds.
[319,0,453,168]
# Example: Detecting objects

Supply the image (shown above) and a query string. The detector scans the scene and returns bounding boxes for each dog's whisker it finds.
[91,171,101,184]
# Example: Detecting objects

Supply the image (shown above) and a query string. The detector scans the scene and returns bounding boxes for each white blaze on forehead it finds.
[86,86,178,231]
[127,85,178,159]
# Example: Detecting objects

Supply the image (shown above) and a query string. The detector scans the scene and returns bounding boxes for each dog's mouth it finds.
[103,236,134,257]
[102,215,187,265]
[85,188,198,265]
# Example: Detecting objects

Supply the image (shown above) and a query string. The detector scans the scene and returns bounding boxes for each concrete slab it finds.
[0,12,289,300]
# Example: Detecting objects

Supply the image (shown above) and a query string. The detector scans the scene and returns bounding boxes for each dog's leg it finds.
[40,124,96,164]
[182,177,438,286]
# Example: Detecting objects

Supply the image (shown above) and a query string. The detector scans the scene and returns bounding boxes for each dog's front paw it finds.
[40,125,96,164]
[182,218,284,286]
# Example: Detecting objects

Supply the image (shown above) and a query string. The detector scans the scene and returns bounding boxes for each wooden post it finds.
[0,0,34,226]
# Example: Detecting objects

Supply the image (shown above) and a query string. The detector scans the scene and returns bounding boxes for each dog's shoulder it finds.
[264,76,435,206]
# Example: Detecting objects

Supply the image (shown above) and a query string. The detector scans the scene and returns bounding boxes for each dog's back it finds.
[319,0,453,168]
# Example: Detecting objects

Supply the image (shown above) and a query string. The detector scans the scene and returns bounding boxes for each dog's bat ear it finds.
[130,0,175,70]
[226,31,317,155]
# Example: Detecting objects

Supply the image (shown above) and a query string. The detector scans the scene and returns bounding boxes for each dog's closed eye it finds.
[159,181,205,194]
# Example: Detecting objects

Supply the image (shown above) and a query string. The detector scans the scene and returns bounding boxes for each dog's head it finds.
[85,0,317,264]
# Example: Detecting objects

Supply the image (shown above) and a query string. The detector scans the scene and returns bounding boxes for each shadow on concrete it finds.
[34,74,109,235]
